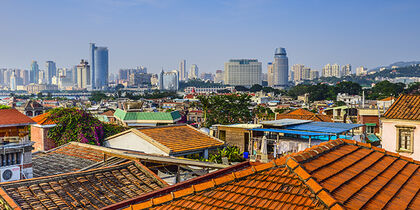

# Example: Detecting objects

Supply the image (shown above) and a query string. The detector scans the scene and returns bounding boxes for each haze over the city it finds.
[1,0,420,73]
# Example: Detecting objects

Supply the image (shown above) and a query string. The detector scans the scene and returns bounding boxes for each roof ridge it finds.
[124,159,286,210]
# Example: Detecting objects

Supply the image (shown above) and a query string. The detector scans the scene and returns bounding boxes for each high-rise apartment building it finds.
[10,70,17,91]
[90,43,109,89]
[189,64,199,80]
[271,48,289,88]
[267,63,274,87]
[292,64,305,82]
[179,60,187,81]
[322,63,340,78]
[45,61,56,84]
[224,59,262,86]
[341,64,352,76]
[159,70,179,91]
[30,61,39,84]
[76,59,90,89]
[200,73,214,81]
[356,66,368,76]
[292,64,312,81]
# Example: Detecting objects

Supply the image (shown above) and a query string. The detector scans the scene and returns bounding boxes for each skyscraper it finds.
[272,48,289,88]
[90,43,109,89]
[267,63,274,87]
[224,59,262,86]
[214,70,224,84]
[356,66,368,76]
[45,61,56,84]
[77,59,90,89]
[189,64,199,80]
[179,60,186,81]
[30,61,39,84]
[10,70,17,91]
[332,64,340,77]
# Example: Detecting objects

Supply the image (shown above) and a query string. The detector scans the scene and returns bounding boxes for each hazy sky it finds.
[1,0,419,74]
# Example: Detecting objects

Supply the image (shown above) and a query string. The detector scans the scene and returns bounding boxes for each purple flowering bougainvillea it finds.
[47,108,126,146]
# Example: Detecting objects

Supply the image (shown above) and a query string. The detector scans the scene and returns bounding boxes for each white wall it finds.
[104,132,168,156]
[382,121,420,161]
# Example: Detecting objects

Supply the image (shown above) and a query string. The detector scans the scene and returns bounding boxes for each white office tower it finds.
[179,60,187,81]
[341,64,352,76]
[10,70,17,91]
[272,48,289,88]
[224,59,262,86]
[159,70,179,91]
[189,64,199,80]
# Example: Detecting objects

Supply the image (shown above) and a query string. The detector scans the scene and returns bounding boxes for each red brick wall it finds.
[358,115,380,133]
[31,125,57,151]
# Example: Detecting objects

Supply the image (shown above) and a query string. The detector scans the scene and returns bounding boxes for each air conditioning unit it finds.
[0,166,20,182]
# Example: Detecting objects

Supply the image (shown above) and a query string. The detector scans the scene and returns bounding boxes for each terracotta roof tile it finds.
[32,112,55,125]
[110,139,420,210]
[276,108,333,122]
[138,125,224,153]
[0,108,35,126]
[384,94,420,120]
[0,161,166,209]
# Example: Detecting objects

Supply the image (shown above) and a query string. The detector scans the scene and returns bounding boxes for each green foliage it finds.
[287,81,362,101]
[249,84,263,92]
[0,105,10,109]
[405,82,420,94]
[89,91,109,102]
[208,146,245,163]
[197,94,252,127]
[124,90,180,100]
[367,81,405,100]
[234,86,249,92]
[253,105,274,119]
[47,108,127,146]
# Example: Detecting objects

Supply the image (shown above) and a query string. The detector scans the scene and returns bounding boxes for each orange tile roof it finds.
[102,110,115,117]
[0,108,35,127]
[384,94,420,120]
[32,112,56,125]
[380,96,395,101]
[108,139,420,210]
[138,125,224,153]
[276,108,333,122]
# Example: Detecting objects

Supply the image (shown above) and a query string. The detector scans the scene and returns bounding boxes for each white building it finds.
[189,64,199,80]
[214,70,224,84]
[76,59,90,89]
[322,63,340,78]
[224,59,262,86]
[341,64,352,76]
[179,60,187,81]
[337,93,362,105]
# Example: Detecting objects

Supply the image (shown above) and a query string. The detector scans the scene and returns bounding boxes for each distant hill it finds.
[369,61,420,72]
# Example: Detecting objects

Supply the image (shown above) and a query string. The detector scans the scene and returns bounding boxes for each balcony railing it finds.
[0,136,31,147]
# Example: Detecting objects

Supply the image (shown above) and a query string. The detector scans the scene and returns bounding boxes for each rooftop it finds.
[384,94,420,120]
[107,139,420,210]
[0,161,167,209]
[0,109,36,127]
[114,108,182,122]
[32,112,55,126]
[137,125,224,153]
[276,108,333,122]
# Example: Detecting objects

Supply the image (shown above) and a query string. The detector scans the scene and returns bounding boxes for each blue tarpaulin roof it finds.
[283,121,364,134]
[249,128,335,136]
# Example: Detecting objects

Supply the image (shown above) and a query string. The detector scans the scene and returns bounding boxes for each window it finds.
[396,126,415,153]
[366,126,375,134]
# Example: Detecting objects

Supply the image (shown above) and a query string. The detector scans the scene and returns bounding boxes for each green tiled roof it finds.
[114,109,182,121]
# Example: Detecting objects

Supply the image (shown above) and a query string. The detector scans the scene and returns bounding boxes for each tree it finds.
[47,108,127,146]
[253,105,274,119]
[368,81,405,100]
[249,84,263,92]
[234,86,250,92]
[335,81,362,95]
[0,105,10,109]
[89,91,108,102]
[406,82,420,94]
[197,94,252,127]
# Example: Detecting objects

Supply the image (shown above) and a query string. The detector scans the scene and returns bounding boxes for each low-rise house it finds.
[105,139,420,210]
[377,96,395,111]
[19,100,50,117]
[31,112,57,152]
[381,94,420,160]
[337,93,362,105]
[186,110,204,125]
[0,109,36,181]
[213,124,262,152]
[324,105,358,123]
[104,124,224,158]
[114,108,182,127]
[357,108,381,145]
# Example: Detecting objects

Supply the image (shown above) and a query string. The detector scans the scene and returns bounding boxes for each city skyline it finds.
[1,0,420,74]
